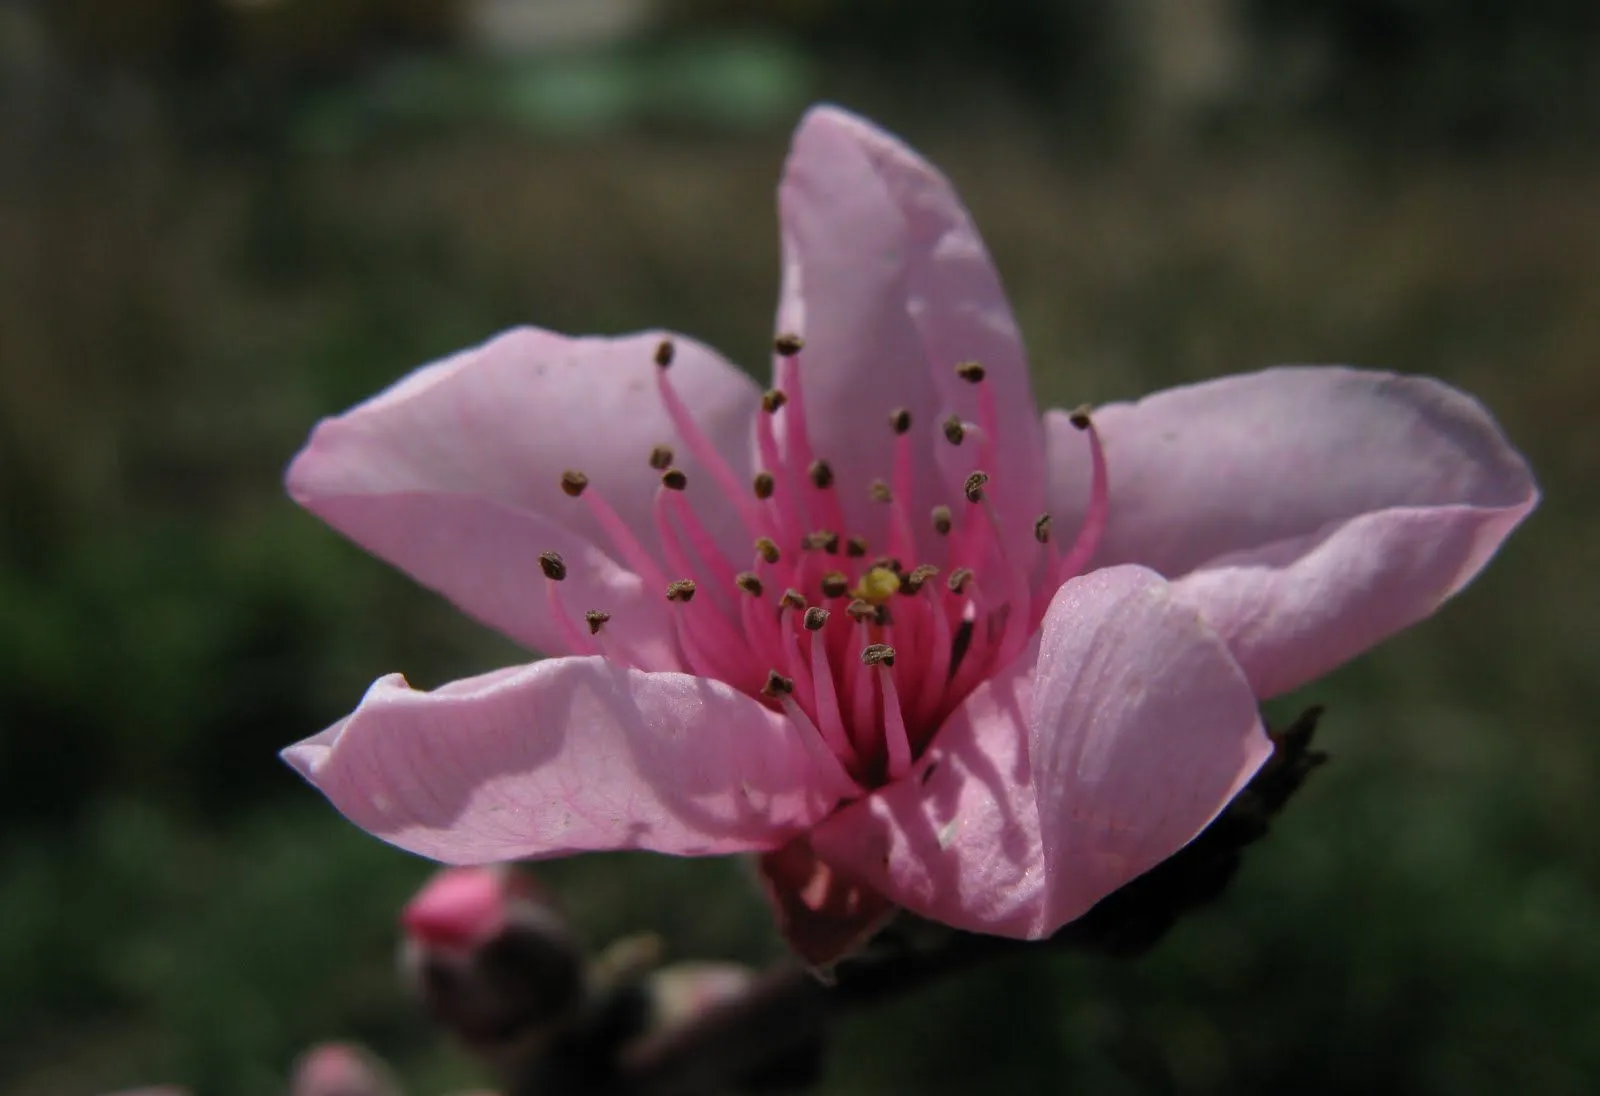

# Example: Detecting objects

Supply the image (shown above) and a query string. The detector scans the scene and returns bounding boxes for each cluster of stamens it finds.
[538,335,1108,793]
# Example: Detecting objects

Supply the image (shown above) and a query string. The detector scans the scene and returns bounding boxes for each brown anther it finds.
[761,670,795,698]
[753,471,776,499]
[774,333,805,357]
[947,567,974,594]
[869,555,904,575]
[820,572,850,599]
[808,459,835,489]
[889,408,913,435]
[1069,404,1094,430]
[846,599,878,622]
[861,643,897,667]
[1034,513,1052,544]
[559,470,589,497]
[803,606,830,631]
[538,552,567,581]
[661,468,689,491]
[755,537,781,564]
[584,610,611,635]
[845,535,869,558]
[666,579,697,602]
[932,505,953,535]
[802,530,840,554]
[736,572,764,596]
[956,360,986,383]
[964,472,990,503]
[648,445,675,470]
[869,479,893,503]
[901,563,940,594]
[942,415,966,445]
[779,589,807,612]
[761,389,788,414]
[653,338,675,367]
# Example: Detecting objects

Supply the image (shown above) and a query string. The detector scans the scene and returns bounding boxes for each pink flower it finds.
[283,105,1537,965]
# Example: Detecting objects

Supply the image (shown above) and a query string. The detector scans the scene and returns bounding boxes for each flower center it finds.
[541,336,1108,793]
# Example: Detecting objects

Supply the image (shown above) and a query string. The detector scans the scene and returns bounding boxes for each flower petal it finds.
[776,105,1044,559]
[1046,367,1538,695]
[282,657,837,863]
[755,835,898,970]
[287,327,761,653]
[810,566,1269,939]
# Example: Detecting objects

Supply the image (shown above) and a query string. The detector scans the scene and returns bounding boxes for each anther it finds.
[802,530,840,554]
[753,471,776,499]
[559,470,588,497]
[808,459,835,489]
[538,552,567,581]
[869,556,903,575]
[1034,513,1052,544]
[779,589,807,612]
[820,571,850,599]
[901,563,939,594]
[755,537,781,564]
[846,599,878,623]
[774,333,805,357]
[869,479,893,503]
[661,468,689,491]
[964,471,989,503]
[889,408,913,435]
[947,567,974,593]
[803,606,830,631]
[761,389,788,414]
[736,572,764,596]
[665,579,697,602]
[942,415,966,446]
[761,670,795,698]
[584,610,611,635]
[932,505,953,535]
[845,535,869,558]
[654,339,675,368]
[1069,404,1094,430]
[955,361,986,383]
[648,445,675,470]
[861,644,896,667]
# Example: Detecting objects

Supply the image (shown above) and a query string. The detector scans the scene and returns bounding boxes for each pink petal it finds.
[287,327,760,654]
[1046,367,1538,695]
[756,835,898,969]
[776,106,1044,559]
[811,566,1270,938]
[282,657,837,863]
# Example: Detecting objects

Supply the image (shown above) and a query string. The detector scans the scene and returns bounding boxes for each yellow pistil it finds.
[852,565,902,606]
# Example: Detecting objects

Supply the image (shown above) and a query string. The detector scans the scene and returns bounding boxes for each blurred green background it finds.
[1,1,1594,1093]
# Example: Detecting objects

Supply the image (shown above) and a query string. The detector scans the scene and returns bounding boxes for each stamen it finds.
[779,589,807,613]
[762,389,788,414]
[869,480,894,503]
[761,670,794,698]
[802,530,841,554]
[654,339,675,367]
[584,610,611,635]
[963,472,989,503]
[567,477,665,589]
[947,567,974,594]
[753,471,776,499]
[955,361,986,383]
[538,552,567,581]
[774,333,805,357]
[1052,409,1110,587]
[774,691,861,797]
[808,626,854,766]
[932,506,953,536]
[900,563,939,594]
[666,579,697,602]
[755,538,781,565]
[889,408,913,434]
[1034,513,1052,544]
[869,555,903,575]
[845,535,869,558]
[808,459,835,489]
[820,572,850,599]
[846,599,878,623]
[649,445,675,471]
[661,467,689,492]
[654,351,764,535]
[862,643,896,666]
[736,572,764,596]
[560,470,588,497]
[803,606,830,630]
[942,415,966,446]
[875,659,911,781]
